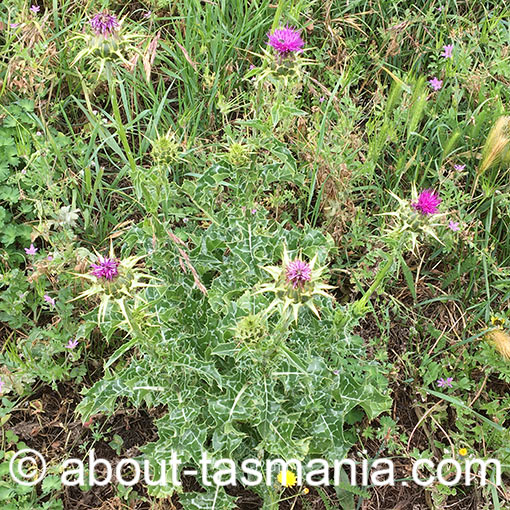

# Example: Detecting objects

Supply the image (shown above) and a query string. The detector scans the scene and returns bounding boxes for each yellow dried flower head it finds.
[485,328,510,360]
[479,116,510,175]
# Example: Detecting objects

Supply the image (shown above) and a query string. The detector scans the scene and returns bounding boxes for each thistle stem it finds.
[355,252,395,312]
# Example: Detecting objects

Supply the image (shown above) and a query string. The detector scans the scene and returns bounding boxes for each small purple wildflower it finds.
[44,294,56,306]
[65,338,79,349]
[441,44,453,58]
[0,378,4,393]
[454,164,466,171]
[249,64,256,70]
[90,256,119,280]
[412,189,441,215]
[319,96,325,103]
[448,221,460,232]
[251,208,257,215]
[437,377,453,388]
[90,11,120,37]
[286,259,312,289]
[333,369,340,375]
[143,11,152,18]
[267,26,304,57]
[25,244,38,255]
[30,5,40,14]
[429,77,443,91]
[47,255,53,261]
[10,23,20,28]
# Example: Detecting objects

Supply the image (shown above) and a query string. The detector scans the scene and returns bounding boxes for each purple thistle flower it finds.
[90,256,119,280]
[44,294,56,306]
[448,221,460,232]
[437,377,453,388]
[89,11,119,37]
[267,26,304,57]
[454,164,466,171]
[411,189,441,215]
[65,338,79,349]
[25,243,38,256]
[428,77,443,91]
[30,5,40,14]
[441,44,453,58]
[286,259,312,289]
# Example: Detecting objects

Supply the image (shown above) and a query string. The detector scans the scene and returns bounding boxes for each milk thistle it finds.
[256,246,334,323]
[89,11,119,37]
[267,26,304,57]
[411,189,441,215]
[286,260,311,288]
[90,256,119,280]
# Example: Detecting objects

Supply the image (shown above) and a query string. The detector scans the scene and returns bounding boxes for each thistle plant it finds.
[72,12,144,179]
[255,246,335,323]
[249,23,313,132]
[72,11,141,73]
[252,25,311,88]
[348,188,445,318]
[71,244,156,332]
[384,187,446,252]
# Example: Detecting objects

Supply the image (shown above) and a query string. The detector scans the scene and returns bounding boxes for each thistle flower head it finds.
[234,314,267,343]
[384,188,447,252]
[72,244,157,328]
[411,189,441,215]
[286,259,311,288]
[267,26,304,57]
[90,256,119,280]
[255,246,335,323]
[90,11,119,37]
[226,141,251,167]
[151,130,180,166]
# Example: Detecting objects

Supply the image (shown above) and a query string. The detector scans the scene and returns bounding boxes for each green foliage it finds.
[76,210,391,505]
